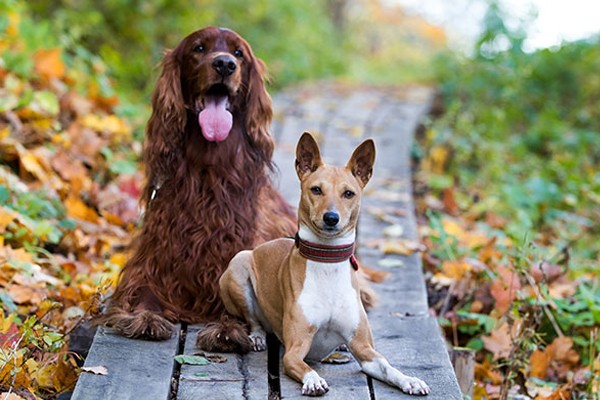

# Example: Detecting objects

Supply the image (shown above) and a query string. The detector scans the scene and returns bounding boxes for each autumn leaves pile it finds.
[1,7,141,398]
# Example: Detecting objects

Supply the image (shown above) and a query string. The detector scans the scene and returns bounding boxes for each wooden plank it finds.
[279,353,371,399]
[178,325,270,399]
[178,325,246,399]
[71,325,180,400]
[368,318,462,399]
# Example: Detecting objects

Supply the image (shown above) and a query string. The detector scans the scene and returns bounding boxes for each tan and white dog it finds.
[219,132,430,396]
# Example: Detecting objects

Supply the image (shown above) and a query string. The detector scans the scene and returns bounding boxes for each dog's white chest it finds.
[297,260,360,358]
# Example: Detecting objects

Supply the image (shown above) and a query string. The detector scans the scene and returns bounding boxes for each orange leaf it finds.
[34,48,65,80]
[490,264,521,314]
[64,195,99,223]
[442,187,459,214]
[530,349,550,378]
[474,358,503,385]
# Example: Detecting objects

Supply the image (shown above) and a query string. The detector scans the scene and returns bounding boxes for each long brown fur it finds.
[100,27,296,341]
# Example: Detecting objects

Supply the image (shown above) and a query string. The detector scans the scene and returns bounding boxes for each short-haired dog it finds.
[219,132,430,396]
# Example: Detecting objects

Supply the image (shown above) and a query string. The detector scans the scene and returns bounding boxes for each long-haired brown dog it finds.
[101,27,296,345]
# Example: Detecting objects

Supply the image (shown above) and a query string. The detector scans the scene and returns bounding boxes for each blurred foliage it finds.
[27,0,344,97]
[26,0,446,101]
[416,2,600,398]
[0,1,140,397]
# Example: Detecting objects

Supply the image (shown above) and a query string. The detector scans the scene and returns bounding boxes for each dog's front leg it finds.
[349,319,430,396]
[283,320,328,396]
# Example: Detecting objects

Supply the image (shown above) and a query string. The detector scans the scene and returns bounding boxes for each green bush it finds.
[429,4,600,263]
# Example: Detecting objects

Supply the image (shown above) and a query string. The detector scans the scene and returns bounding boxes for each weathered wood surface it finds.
[72,84,462,400]
[71,325,180,400]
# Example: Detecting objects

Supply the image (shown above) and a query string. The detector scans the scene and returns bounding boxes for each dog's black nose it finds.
[212,55,237,77]
[323,212,340,227]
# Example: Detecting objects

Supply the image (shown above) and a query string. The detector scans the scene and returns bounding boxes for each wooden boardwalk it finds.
[72,84,462,400]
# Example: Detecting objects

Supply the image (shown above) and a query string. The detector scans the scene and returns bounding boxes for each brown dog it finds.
[219,132,430,396]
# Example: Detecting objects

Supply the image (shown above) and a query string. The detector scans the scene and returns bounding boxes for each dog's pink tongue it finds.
[199,95,232,142]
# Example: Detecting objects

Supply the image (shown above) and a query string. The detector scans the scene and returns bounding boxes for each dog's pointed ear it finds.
[295,132,323,180]
[346,139,376,188]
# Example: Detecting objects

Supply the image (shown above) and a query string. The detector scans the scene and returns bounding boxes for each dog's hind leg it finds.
[219,250,268,351]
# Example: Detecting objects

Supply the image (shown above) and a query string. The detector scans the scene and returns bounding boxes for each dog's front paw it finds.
[398,375,430,396]
[249,332,267,352]
[302,371,329,396]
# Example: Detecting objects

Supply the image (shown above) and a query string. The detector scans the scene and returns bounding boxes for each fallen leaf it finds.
[0,393,26,400]
[321,352,353,364]
[535,386,572,400]
[474,359,503,385]
[64,195,99,223]
[7,284,44,305]
[81,365,108,375]
[377,258,404,268]
[0,321,19,348]
[194,352,227,363]
[490,264,521,314]
[382,224,404,238]
[481,321,512,360]
[530,349,550,379]
[174,354,209,365]
[34,48,65,80]
[525,377,556,397]
[378,239,426,256]
[530,261,562,284]
[441,260,472,280]
[442,187,459,214]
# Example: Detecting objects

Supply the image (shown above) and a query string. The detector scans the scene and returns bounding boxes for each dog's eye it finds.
[343,190,355,199]
[310,186,322,195]
[233,49,244,58]
[193,44,205,53]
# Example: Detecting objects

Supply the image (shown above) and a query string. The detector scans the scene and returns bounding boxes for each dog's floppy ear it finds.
[346,139,376,188]
[295,132,323,180]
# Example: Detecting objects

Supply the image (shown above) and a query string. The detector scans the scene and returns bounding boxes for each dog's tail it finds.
[196,315,252,354]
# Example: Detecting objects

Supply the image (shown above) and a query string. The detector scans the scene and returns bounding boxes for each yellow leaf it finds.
[378,239,426,256]
[64,195,99,223]
[0,313,15,334]
[109,252,128,268]
[80,114,131,139]
[19,151,49,181]
[24,357,39,375]
[0,206,16,232]
[34,48,65,80]
[429,145,448,173]
[34,363,55,389]
[441,260,472,280]
[52,357,79,391]
[6,11,20,37]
